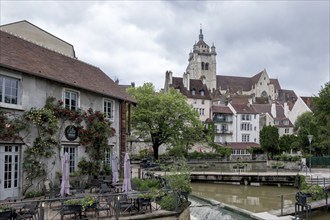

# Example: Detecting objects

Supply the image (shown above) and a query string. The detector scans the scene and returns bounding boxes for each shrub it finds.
[24,190,44,198]
[160,194,176,211]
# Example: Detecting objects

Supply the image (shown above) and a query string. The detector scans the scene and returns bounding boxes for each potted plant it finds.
[64,195,96,211]
[0,204,12,219]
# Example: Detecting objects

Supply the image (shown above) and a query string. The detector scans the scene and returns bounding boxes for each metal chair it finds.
[16,202,39,220]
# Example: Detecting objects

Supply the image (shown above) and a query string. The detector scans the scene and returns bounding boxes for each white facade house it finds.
[0,22,134,200]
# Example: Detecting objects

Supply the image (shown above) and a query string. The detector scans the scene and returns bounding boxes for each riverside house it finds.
[0,21,135,200]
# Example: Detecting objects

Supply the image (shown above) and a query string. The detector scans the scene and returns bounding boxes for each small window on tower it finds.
[201,62,205,70]
[205,63,209,70]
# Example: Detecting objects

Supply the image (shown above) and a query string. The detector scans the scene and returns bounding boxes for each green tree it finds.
[279,134,299,153]
[260,125,279,159]
[294,112,318,155]
[127,83,202,159]
[313,82,330,155]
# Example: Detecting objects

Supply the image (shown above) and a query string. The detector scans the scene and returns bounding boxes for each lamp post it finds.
[307,135,313,175]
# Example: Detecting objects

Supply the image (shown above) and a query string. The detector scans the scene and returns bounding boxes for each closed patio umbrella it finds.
[122,153,131,192]
[60,152,70,197]
[112,155,119,183]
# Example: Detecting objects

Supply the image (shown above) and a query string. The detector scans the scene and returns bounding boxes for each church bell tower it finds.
[186,26,217,91]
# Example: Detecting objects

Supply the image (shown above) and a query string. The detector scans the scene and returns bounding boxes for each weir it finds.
[190,171,297,186]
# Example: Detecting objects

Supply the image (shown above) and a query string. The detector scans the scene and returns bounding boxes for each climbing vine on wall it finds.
[23,108,59,186]
[0,110,27,141]
[6,96,115,193]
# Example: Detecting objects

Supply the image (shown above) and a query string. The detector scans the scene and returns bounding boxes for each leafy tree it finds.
[294,112,318,155]
[279,134,299,153]
[127,83,202,159]
[313,82,330,155]
[259,125,279,159]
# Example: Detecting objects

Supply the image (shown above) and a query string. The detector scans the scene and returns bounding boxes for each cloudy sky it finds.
[1,0,329,96]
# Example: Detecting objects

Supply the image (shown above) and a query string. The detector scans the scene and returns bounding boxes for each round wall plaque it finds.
[65,125,78,141]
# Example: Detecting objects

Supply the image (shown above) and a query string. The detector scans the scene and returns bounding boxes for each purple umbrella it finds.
[122,153,131,192]
[60,152,70,197]
[112,155,119,183]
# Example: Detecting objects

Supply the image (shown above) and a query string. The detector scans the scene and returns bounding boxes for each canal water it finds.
[191,182,330,219]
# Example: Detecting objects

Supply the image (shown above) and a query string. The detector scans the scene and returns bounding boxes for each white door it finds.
[0,145,20,200]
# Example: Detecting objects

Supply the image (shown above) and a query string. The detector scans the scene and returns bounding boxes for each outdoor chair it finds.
[138,197,152,213]
[116,195,135,216]
[89,179,102,193]
[96,195,114,219]
[61,204,82,220]
[99,183,113,194]
[16,202,39,220]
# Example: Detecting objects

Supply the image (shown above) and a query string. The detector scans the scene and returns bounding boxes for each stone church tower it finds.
[186,28,217,92]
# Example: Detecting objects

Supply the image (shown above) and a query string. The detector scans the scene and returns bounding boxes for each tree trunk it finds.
[153,143,160,160]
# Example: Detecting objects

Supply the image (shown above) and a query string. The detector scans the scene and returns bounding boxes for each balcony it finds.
[213,117,233,123]
[215,129,233,135]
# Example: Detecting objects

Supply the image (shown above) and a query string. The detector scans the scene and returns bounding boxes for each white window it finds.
[200,90,205,96]
[242,134,250,142]
[241,114,251,121]
[104,99,114,120]
[283,120,289,125]
[63,146,77,173]
[0,75,19,105]
[274,119,279,125]
[192,89,196,95]
[285,128,290,133]
[201,99,205,105]
[241,123,252,131]
[193,99,197,104]
[104,145,114,166]
[199,108,205,116]
[64,90,79,111]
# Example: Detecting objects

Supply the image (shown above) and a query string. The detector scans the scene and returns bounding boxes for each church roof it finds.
[217,70,282,93]
[0,30,135,103]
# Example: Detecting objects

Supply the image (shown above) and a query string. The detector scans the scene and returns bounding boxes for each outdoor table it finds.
[125,191,142,212]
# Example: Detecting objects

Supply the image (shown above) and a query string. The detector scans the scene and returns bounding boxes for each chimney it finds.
[201,76,206,85]
[166,70,173,85]
[186,72,190,91]
[131,82,135,87]
[271,102,277,118]
[284,102,289,117]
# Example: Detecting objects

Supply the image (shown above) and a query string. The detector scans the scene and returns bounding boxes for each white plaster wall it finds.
[288,96,312,125]
[1,22,75,58]
[1,68,122,185]
[188,98,211,122]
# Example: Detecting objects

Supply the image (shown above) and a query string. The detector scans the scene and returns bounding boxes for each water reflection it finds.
[191,182,297,213]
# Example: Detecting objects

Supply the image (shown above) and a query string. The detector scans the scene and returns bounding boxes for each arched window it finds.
[205,63,209,70]
[192,89,196,95]
[201,62,205,70]
[261,91,268,97]
[200,90,205,96]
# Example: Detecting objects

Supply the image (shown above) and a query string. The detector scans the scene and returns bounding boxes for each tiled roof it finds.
[0,31,135,103]
[216,75,252,91]
[253,104,272,115]
[171,77,211,99]
[217,70,281,93]
[212,105,233,114]
[230,103,257,114]
[270,78,281,91]
[301,96,314,110]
